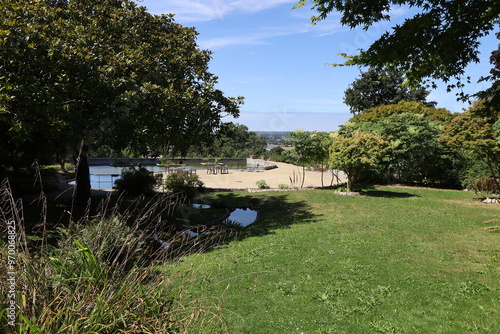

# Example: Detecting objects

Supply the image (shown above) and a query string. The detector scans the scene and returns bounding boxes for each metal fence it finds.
[90,174,121,190]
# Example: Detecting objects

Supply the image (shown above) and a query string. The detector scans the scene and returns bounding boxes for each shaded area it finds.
[14,167,318,259]
[208,192,318,238]
[362,189,420,198]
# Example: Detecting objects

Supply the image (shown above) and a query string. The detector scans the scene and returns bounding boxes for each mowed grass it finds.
[175,186,500,333]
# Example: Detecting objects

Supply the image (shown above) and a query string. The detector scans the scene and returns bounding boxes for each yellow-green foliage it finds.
[440,101,500,190]
[351,101,454,123]
[441,111,498,153]
[329,130,389,190]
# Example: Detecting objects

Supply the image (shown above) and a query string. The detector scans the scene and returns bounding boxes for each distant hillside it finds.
[255,131,291,146]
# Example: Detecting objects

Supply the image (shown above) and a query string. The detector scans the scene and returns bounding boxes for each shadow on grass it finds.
[18,181,317,257]
[362,189,420,198]
[209,192,318,238]
[19,187,182,249]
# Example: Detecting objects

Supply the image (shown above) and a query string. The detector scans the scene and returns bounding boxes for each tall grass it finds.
[0,178,237,333]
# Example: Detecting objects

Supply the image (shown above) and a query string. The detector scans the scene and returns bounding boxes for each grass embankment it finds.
[2,182,500,333]
[183,187,500,333]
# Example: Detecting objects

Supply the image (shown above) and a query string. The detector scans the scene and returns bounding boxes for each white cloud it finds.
[197,20,345,49]
[311,21,347,37]
[387,5,413,18]
[140,0,346,49]
[142,0,295,22]
[198,25,298,49]
[200,33,274,49]
[229,0,296,14]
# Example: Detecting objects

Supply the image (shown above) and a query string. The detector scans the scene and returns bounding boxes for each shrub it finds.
[114,167,157,196]
[469,176,500,194]
[256,180,270,189]
[165,171,205,201]
[278,184,290,189]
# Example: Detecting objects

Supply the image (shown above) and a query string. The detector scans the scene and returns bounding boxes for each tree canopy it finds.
[350,101,455,123]
[288,130,331,187]
[378,113,446,184]
[338,109,461,187]
[0,0,242,171]
[295,0,500,93]
[344,68,435,114]
[329,130,389,191]
[188,122,266,158]
[440,100,500,187]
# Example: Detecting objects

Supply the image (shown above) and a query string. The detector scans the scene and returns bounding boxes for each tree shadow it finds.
[362,189,420,198]
[16,180,318,259]
[208,191,319,239]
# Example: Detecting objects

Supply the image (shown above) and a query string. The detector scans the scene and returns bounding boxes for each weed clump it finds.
[256,180,270,189]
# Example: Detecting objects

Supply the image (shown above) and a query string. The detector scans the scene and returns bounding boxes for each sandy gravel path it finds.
[195,161,345,190]
[23,161,346,203]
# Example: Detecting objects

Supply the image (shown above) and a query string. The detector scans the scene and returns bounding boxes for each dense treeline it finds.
[186,123,267,158]
[283,101,500,193]
[256,132,292,146]
[90,122,267,159]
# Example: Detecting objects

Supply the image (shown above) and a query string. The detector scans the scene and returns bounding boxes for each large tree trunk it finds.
[75,141,91,205]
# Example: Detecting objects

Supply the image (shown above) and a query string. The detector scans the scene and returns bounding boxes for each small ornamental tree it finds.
[329,130,389,191]
[379,113,445,184]
[288,130,331,187]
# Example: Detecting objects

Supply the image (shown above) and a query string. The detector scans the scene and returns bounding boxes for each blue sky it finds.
[139,0,498,132]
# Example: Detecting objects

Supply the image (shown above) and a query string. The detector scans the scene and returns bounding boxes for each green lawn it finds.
[175,186,500,333]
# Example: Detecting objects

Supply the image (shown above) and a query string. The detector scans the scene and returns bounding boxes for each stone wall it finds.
[87,158,159,166]
[86,157,250,166]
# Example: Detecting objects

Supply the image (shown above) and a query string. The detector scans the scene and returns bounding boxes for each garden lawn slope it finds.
[178,186,500,333]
